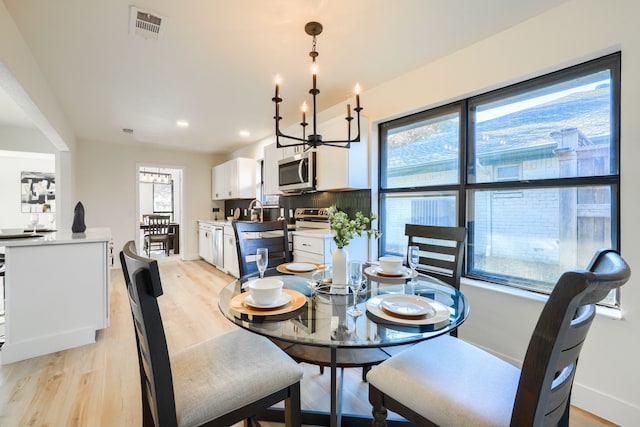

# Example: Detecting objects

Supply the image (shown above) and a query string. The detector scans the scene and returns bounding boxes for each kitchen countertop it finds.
[198,219,232,226]
[0,227,111,247]
[198,219,334,237]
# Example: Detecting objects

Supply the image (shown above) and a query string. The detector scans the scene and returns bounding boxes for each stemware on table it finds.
[347,260,363,317]
[407,245,420,293]
[256,247,268,279]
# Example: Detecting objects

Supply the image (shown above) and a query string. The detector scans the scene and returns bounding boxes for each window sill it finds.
[460,277,623,320]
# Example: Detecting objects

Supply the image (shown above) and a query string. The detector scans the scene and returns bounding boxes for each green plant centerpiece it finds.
[328,205,381,248]
[327,204,381,286]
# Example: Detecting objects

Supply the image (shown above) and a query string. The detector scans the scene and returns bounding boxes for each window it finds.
[140,170,175,222]
[379,53,620,305]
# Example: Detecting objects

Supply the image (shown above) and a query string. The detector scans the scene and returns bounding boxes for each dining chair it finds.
[144,214,171,256]
[404,224,466,289]
[367,248,630,427]
[120,240,303,427]
[404,224,466,339]
[233,220,292,278]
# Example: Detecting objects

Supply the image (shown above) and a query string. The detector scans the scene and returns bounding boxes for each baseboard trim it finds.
[1,327,96,364]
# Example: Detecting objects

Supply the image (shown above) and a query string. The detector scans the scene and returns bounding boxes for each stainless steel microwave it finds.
[278,151,315,193]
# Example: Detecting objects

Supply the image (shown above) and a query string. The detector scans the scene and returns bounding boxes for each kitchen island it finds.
[1,228,111,364]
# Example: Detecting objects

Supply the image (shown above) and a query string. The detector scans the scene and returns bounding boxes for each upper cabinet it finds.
[263,115,369,195]
[315,115,368,191]
[212,157,257,200]
[263,141,280,196]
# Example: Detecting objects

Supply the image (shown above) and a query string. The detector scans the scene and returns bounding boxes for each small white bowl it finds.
[247,277,283,305]
[379,256,403,273]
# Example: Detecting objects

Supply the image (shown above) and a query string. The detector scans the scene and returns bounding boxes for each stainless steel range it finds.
[293,207,330,230]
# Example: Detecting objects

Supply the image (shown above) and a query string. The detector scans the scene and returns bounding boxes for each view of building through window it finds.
[379,53,620,304]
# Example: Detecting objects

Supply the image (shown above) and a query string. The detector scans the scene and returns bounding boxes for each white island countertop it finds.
[0,227,111,247]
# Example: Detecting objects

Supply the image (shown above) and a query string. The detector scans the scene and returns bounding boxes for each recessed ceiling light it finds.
[176,120,189,128]
[239,130,250,137]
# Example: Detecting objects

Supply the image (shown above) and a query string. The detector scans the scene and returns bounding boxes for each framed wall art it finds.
[21,171,55,213]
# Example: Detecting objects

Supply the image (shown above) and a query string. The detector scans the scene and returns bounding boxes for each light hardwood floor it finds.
[0,257,617,426]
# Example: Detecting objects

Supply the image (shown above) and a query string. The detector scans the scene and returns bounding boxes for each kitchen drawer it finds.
[293,235,324,253]
[292,234,332,264]
[292,251,324,265]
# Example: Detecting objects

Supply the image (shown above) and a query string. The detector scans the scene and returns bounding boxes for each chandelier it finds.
[272,21,363,149]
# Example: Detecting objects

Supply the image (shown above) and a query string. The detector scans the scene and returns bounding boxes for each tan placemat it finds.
[276,263,327,275]
[230,289,307,316]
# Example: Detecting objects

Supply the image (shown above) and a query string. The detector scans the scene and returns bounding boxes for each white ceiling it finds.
[2,0,568,154]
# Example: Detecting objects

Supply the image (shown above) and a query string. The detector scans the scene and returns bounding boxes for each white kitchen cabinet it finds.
[263,142,280,196]
[212,157,258,200]
[292,230,368,265]
[292,233,331,264]
[212,163,227,200]
[315,115,369,191]
[223,224,239,278]
[198,221,214,264]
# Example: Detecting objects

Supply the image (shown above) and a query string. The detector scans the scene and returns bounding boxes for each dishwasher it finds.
[211,225,224,269]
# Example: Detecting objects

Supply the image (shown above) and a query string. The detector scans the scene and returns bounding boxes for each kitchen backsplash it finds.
[225,189,372,223]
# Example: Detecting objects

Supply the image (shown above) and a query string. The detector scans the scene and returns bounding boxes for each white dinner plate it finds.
[364,266,414,279]
[379,294,433,318]
[244,293,292,309]
[284,262,317,272]
[366,295,450,327]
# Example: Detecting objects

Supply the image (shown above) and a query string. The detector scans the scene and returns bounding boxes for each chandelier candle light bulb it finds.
[311,63,318,90]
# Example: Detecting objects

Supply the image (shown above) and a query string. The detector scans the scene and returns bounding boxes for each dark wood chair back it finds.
[147,214,170,235]
[233,220,291,278]
[144,215,171,256]
[120,240,177,426]
[404,224,466,289]
[512,248,630,425]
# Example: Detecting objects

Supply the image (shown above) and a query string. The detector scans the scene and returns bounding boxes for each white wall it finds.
[74,139,223,264]
[0,2,76,229]
[346,1,639,424]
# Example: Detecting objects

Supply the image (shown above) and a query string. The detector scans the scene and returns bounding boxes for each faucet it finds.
[248,199,264,222]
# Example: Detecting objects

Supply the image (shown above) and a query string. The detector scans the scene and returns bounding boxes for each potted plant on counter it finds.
[327,204,381,286]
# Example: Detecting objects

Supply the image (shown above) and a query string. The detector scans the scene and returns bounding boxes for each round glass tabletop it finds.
[218,267,469,349]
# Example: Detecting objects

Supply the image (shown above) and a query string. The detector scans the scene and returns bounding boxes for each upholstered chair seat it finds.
[172,328,303,427]
[367,334,519,426]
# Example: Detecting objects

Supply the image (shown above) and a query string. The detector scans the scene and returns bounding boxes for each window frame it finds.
[378,52,621,305]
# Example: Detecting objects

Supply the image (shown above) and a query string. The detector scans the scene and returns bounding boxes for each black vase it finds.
[72,201,86,233]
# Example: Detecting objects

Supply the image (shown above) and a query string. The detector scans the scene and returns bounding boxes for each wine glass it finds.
[347,261,363,317]
[256,248,268,279]
[28,213,39,234]
[407,245,420,293]
[48,213,56,230]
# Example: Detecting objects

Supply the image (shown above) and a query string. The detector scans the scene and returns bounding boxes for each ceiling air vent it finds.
[129,6,165,40]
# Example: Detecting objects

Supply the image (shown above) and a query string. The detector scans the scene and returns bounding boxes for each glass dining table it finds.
[217,266,469,427]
